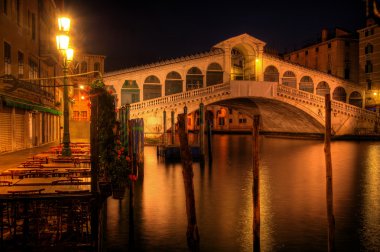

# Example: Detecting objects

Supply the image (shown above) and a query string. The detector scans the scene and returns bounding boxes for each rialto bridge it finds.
[104,34,379,136]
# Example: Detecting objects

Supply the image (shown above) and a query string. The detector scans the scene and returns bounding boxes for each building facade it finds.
[70,53,105,122]
[284,28,359,84]
[358,23,380,113]
[0,0,65,153]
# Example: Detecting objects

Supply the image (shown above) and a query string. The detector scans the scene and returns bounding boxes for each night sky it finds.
[64,0,367,72]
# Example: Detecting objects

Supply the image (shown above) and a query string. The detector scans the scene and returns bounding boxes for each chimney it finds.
[321,28,329,42]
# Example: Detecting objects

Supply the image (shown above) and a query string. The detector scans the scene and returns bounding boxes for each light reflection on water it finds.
[105,135,380,251]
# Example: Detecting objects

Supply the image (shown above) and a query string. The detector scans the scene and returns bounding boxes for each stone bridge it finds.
[104,34,380,136]
[125,81,379,136]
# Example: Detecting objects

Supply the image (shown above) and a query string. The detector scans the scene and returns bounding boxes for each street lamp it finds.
[56,16,73,156]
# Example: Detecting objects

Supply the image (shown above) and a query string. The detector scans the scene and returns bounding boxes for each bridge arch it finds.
[332,86,347,102]
[348,91,363,108]
[316,81,330,96]
[264,65,279,82]
[186,67,203,91]
[299,76,314,93]
[281,71,297,88]
[165,71,183,96]
[202,97,325,134]
[230,43,257,81]
[143,75,162,101]
[206,62,224,86]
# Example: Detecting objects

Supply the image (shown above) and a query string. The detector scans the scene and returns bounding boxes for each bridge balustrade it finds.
[278,84,379,122]
[129,82,230,112]
[126,80,378,124]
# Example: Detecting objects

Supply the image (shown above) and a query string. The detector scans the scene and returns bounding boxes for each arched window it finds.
[316,81,330,96]
[165,71,182,96]
[206,63,223,86]
[143,75,162,101]
[282,71,296,88]
[186,67,203,91]
[365,43,373,54]
[264,66,279,82]
[299,76,314,93]
[80,61,87,73]
[348,91,362,108]
[332,86,347,102]
[121,80,140,105]
[231,48,245,80]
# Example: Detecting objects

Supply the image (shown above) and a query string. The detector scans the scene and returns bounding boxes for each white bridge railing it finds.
[277,85,379,122]
[125,80,378,123]
[128,82,230,112]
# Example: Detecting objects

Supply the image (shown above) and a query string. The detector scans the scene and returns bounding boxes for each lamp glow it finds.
[56,34,69,50]
[66,48,74,62]
[58,17,71,32]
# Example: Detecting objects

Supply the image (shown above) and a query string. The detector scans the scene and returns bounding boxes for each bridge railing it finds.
[129,82,230,112]
[277,84,379,121]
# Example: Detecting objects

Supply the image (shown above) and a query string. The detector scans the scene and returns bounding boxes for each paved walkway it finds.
[0,138,89,173]
[0,141,60,173]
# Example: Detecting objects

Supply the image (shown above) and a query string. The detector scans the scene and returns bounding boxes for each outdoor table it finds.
[13,177,88,186]
[0,185,91,195]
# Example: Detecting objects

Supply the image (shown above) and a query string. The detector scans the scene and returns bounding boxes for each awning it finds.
[1,96,62,115]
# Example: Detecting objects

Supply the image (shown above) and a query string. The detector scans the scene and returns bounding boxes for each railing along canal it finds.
[277,84,379,122]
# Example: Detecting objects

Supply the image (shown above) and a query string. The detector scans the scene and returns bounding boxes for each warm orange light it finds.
[56,34,69,50]
[81,96,85,100]
[374,92,378,96]
[58,17,71,32]
[79,85,85,89]
[66,48,74,62]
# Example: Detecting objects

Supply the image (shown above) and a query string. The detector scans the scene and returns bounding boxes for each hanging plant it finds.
[89,79,131,187]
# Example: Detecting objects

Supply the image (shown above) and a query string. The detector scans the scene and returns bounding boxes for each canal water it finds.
[104,135,380,251]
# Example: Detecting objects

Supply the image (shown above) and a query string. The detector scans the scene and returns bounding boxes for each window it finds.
[80,111,87,120]
[345,41,350,47]
[315,47,319,52]
[365,60,373,73]
[218,117,225,126]
[229,119,233,123]
[18,51,24,78]
[305,50,308,56]
[344,68,350,80]
[3,0,8,15]
[73,111,79,120]
[31,13,36,40]
[328,43,331,49]
[16,0,21,25]
[4,42,11,75]
[239,118,247,124]
[367,79,372,90]
[365,44,374,54]
[29,59,38,79]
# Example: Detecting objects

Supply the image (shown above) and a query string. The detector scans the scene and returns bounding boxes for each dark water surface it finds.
[104,135,380,251]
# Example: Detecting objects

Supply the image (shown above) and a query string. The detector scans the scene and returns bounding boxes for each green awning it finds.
[2,96,62,115]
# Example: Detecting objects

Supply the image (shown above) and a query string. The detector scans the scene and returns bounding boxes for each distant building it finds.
[70,53,106,122]
[358,0,380,113]
[0,0,62,153]
[284,28,359,84]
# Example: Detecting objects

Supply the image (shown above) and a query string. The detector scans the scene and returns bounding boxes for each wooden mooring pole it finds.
[252,115,260,251]
[324,94,335,252]
[178,113,200,251]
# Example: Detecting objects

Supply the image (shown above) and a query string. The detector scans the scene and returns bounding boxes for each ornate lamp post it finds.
[56,17,73,156]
